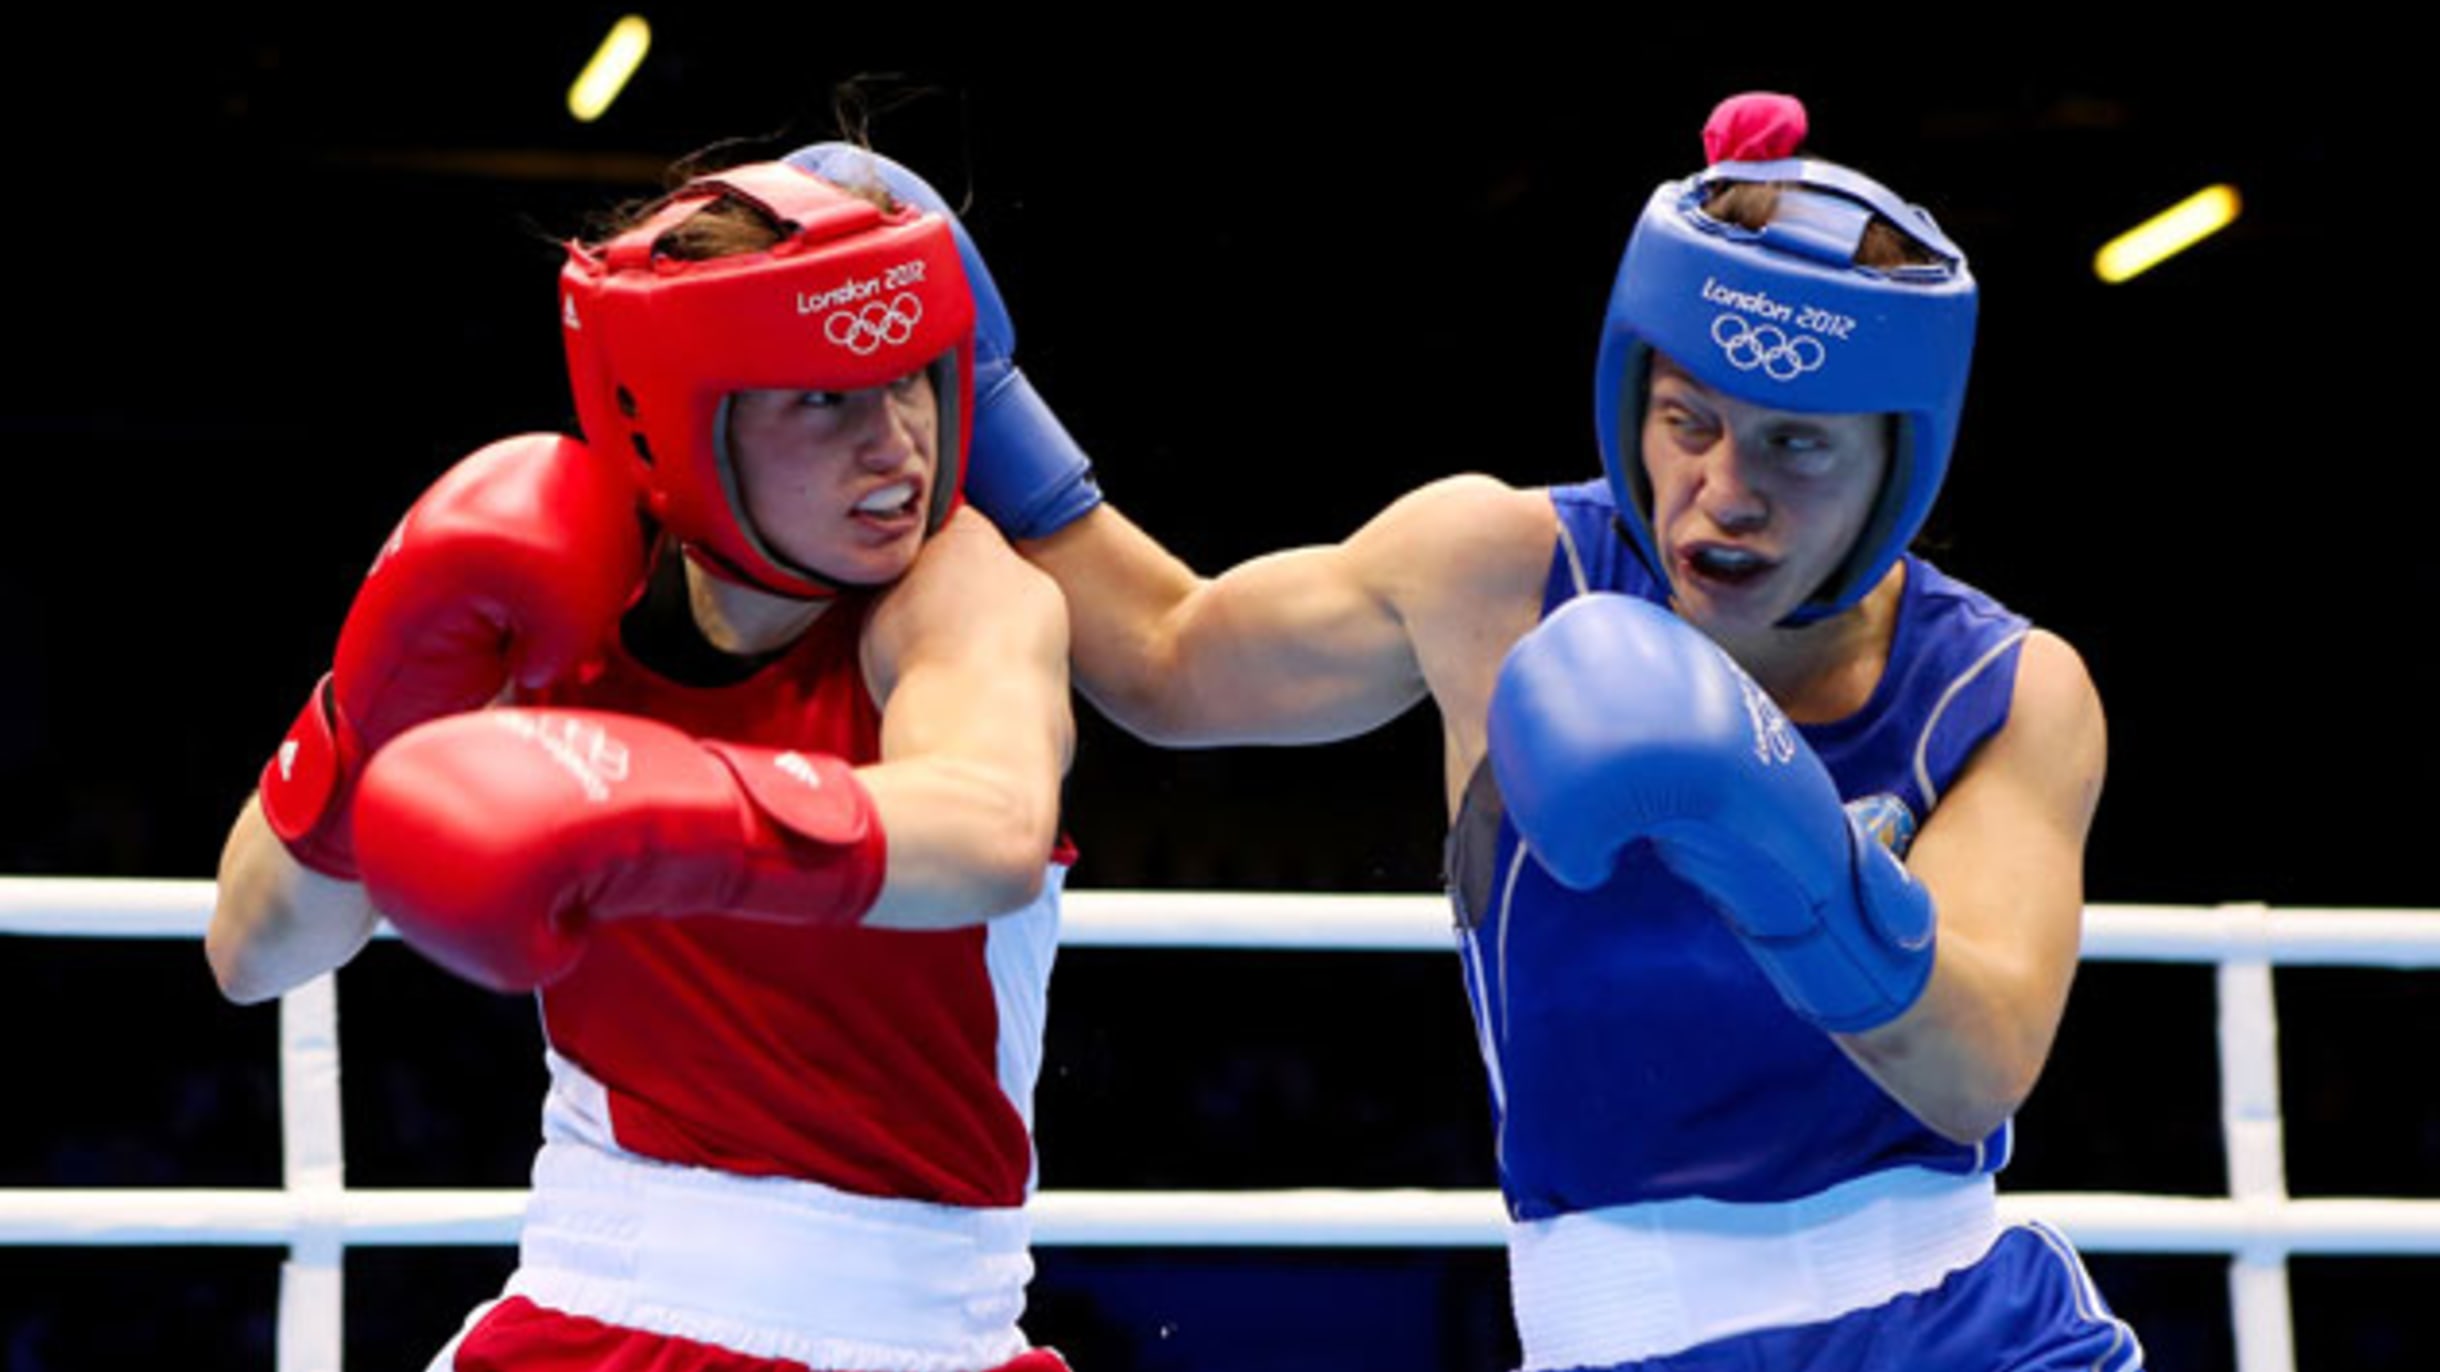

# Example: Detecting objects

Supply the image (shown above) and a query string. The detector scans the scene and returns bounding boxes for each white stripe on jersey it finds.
[985,865,1064,1193]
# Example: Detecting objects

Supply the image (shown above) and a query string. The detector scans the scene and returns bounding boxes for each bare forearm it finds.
[1023,506,1427,746]
[207,795,381,1003]
[1020,506,1214,739]
[857,754,1060,930]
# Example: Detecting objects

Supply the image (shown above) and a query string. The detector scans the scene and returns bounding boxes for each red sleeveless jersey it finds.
[522,596,1049,1208]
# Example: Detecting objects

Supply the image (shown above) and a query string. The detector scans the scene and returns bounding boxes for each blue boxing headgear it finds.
[1593,158,1977,624]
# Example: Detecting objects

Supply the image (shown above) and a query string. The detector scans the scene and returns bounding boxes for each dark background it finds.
[3,12,2428,1370]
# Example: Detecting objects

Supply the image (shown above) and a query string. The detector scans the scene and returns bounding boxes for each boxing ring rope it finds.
[9,883,2440,1372]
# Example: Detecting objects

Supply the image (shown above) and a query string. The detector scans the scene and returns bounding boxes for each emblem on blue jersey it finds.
[1845,792,1919,858]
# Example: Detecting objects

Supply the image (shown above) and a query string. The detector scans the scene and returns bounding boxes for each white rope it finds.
[12,879,2440,962]
[11,1187,2440,1255]
[12,875,2437,1372]
[0,877,220,936]
[0,1189,525,1244]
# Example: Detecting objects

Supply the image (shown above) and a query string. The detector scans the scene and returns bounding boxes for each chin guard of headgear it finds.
[1593,156,1977,624]
[561,160,976,599]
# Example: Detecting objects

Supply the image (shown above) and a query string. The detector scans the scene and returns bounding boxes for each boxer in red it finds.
[208,157,1077,1372]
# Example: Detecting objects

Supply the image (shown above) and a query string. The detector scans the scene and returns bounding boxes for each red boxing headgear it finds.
[560,161,976,598]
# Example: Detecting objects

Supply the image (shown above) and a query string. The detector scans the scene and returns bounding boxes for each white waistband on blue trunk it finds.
[1509,1167,2004,1368]
[508,1136,1034,1372]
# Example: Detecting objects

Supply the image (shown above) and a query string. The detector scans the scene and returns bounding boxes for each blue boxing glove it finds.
[1486,593,1935,1034]
[785,142,1103,540]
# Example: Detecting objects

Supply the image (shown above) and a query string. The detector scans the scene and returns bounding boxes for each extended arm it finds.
[1019,500,1440,747]
[786,140,1516,751]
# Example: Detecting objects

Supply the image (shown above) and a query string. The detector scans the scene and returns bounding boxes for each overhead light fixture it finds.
[2094,185,2242,285]
[568,16,652,124]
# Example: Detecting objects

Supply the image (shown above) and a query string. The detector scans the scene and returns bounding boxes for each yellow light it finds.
[568,16,652,124]
[2093,184,2242,285]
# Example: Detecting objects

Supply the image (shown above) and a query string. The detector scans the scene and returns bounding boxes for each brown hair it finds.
[594,164,900,263]
[1702,181,1942,270]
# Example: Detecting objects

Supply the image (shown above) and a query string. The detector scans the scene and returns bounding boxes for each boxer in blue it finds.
[816,91,2141,1368]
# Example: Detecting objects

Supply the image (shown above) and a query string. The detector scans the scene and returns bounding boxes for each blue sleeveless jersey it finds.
[1449,480,2033,1219]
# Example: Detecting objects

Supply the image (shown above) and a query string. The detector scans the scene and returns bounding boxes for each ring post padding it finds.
[279,971,347,1372]
[2217,904,2297,1372]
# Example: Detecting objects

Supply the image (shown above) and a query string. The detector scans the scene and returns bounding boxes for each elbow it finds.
[1108,712,1215,751]
[1846,1020,2051,1148]
[963,816,1052,918]
[214,972,282,1009]
[1076,674,1209,749]
[1954,1046,2052,1143]
[205,918,281,1006]
[963,774,1061,919]
[1848,1037,2032,1145]
[1917,1087,2030,1149]
[209,796,292,1004]
[1849,928,2075,1145]
[974,851,1050,919]
[1926,1051,2049,1146]
[206,861,273,1004]
[206,851,374,1005]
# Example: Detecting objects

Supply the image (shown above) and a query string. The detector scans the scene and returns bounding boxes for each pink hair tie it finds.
[1702,93,1808,164]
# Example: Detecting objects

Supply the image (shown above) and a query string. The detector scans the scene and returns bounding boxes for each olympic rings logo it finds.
[823,293,924,355]
[1710,314,1825,382]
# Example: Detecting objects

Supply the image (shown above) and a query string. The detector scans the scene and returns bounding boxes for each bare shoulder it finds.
[1346,476,1559,791]
[880,509,1063,619]
[1979,628,2107,829]
[866,509,1068,686]
[2009,630,2106,760]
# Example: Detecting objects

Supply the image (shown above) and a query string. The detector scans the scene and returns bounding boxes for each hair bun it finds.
[1702,93,1808,164]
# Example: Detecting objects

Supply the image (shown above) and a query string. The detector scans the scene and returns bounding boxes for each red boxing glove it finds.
[258,434,648,878]
[352,708,888,992]
[1703,91,1808,164]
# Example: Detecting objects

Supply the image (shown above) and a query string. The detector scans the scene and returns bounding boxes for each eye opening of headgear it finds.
[706,351,964,587]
